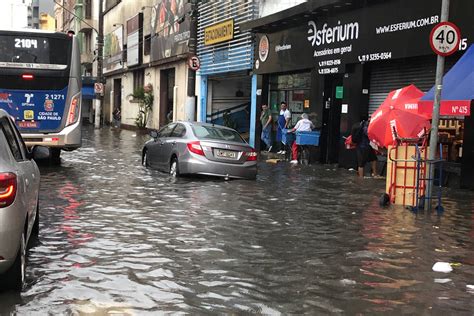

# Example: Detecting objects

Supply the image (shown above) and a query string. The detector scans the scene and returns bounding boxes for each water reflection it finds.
[0,126,472,314]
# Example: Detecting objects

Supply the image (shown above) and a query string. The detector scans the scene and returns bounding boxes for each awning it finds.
[82,85,96,100]
[419,45,474,117]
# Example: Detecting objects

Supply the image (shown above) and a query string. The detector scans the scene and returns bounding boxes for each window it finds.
[157,124,176,138]
[105,0,121,12]
[191,125,245,143]
[170,124,186,138]
[122,44,127,63]
[85,0,92,19]
[144,34,151,56]
[0,117,24,161]
[133,69,144,92]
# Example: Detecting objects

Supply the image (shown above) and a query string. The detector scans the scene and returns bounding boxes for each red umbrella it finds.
[368,85,431,148]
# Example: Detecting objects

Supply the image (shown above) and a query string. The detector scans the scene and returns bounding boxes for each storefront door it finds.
[321,75,343,164]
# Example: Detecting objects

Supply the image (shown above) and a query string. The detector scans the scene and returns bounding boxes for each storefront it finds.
[197,1,256,144]
[242,0,473,186]
[81,76,96,124]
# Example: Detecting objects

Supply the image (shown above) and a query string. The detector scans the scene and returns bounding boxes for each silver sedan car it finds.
[142,122,257,179]
[0,109,41,290]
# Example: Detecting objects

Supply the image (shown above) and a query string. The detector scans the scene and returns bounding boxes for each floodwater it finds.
[1,127,473,314]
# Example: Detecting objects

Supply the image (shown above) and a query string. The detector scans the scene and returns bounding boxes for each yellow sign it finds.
[204,19,234,45]
[24,110,34,120]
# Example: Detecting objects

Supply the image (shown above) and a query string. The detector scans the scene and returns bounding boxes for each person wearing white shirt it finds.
[288,113,315,163]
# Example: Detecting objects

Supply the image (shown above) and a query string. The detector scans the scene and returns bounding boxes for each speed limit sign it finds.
[430,22,461,56]
[188,56,200,71]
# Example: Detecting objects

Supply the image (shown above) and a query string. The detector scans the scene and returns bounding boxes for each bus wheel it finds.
[51,148,61,165]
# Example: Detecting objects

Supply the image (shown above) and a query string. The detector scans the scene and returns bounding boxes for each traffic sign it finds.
[94,82,104,95]
[430,22,461,56]
[188,56,200,71]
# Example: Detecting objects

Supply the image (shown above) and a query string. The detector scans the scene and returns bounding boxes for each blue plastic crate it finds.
[281,129,296,145]
[296,131,320,146]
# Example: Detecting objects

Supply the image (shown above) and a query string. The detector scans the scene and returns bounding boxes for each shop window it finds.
[438,119,464,162]
[133,69,144,92]
[268,72,314,127]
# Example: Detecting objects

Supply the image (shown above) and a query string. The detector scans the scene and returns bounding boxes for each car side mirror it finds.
[150,130,158,139]
[28,145,51,160]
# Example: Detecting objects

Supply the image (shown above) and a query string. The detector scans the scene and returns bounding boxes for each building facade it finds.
[28,0,39,29]
[0,0,30,30]
[102,0,195,130]
[196,0,257,145]
[55,0,99,124]
[39,13,56,31]
[242,0,474,188]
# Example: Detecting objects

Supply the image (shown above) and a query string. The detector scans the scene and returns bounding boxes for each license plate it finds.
[18,121,38,128]
[215,149,237,159]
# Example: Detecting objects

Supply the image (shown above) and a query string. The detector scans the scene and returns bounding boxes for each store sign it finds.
[150,2,191,62]
[418,100,471,117]
[204,19,234,45]
[335,86,344,99]
[254,0,473,74]
[127,13,143,67]
[258,35,269,62]
[104,26,123,73]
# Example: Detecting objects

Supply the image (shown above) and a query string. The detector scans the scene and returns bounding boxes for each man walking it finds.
[260,103,272,151]
[276,101,291,154]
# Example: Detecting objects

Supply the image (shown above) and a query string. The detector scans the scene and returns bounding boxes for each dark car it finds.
[142,122,257,179]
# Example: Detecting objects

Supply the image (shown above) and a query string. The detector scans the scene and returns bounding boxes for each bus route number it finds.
[15,38,38,49]
[45,94,65,100]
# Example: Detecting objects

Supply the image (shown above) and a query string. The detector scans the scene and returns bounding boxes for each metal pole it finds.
[185,0,198,121]
[425,0,450,209]
[95,0,104,128]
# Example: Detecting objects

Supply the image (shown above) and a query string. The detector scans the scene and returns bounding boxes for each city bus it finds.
[0,29,82,163]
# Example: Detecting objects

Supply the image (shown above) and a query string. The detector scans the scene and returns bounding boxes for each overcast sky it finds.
[39,0,55,16]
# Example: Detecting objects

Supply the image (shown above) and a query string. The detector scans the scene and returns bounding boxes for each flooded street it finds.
[1,126,473,314]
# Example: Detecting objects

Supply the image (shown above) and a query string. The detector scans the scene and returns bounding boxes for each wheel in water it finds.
[170,158,179,177]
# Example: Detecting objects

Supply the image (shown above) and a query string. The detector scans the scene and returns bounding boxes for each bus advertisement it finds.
[0,30,82,163]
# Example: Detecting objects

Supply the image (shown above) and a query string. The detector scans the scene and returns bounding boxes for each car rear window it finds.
[192,125,245,143]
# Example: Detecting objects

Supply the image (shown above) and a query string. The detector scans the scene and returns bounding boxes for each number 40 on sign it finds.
[429,22,461,56]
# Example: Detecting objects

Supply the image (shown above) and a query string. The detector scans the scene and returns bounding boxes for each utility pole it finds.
[185,0,198,121]
[425,0,450,209]
[95,0,104,128]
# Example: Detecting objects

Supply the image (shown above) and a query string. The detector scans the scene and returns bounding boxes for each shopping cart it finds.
[296,131,320,165]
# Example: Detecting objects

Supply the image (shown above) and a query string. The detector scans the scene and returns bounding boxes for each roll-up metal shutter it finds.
[368,56,455,115]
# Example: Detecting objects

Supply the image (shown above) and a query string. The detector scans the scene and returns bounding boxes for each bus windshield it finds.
[0,34,70,70]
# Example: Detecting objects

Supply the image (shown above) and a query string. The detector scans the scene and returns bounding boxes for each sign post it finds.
[425,0,460,210]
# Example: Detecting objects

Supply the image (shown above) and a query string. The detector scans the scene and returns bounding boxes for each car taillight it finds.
[187,141,205,156]
[0,173,17,208]
[246,149,257,161]
[66,93,81,126]
[22,74,34,80]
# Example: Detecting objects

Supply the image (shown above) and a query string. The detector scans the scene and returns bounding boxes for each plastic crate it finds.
[296,131,320,146]
[281,129,296,145]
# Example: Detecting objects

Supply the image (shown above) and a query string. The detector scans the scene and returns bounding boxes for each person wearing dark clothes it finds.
[352,120,378,177]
